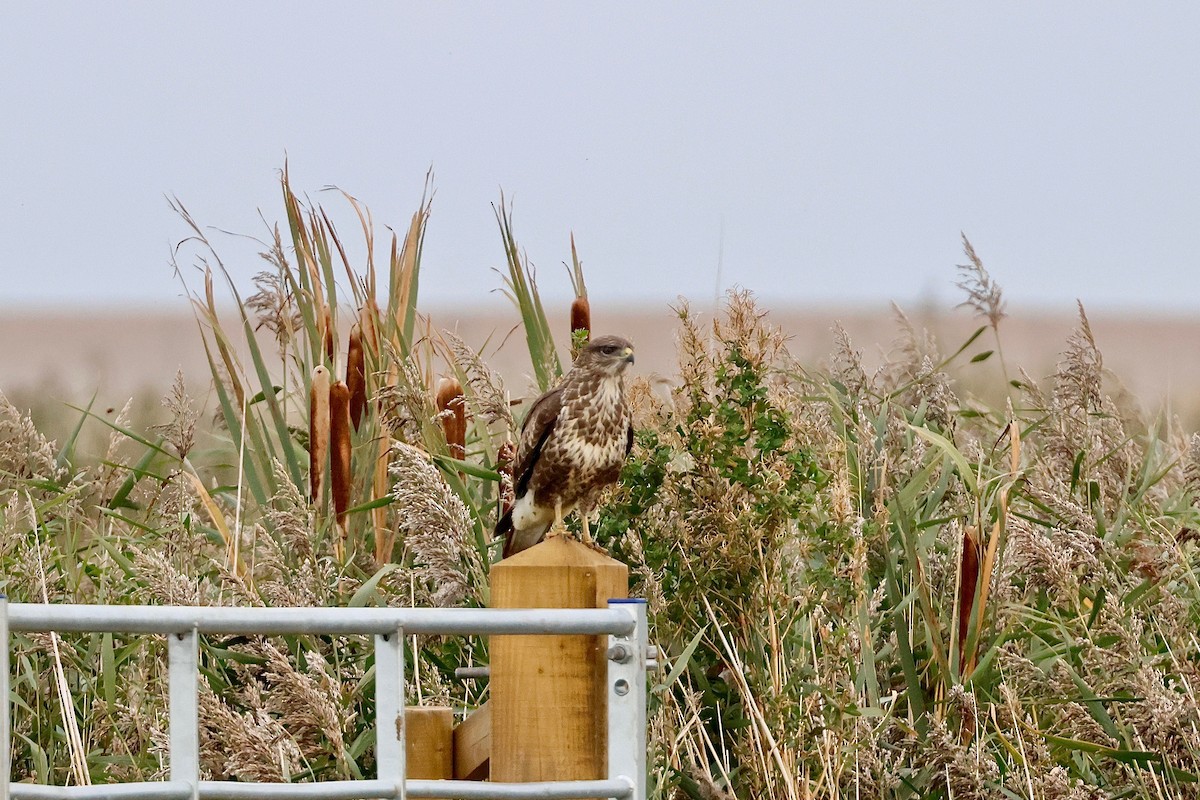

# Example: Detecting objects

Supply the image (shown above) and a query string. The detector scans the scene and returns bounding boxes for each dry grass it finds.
[2,176,1200,799]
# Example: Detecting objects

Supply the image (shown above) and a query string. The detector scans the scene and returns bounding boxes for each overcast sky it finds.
[3,4,1199,315]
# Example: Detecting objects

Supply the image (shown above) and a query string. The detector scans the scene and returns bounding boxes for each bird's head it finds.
[576,335,635,376]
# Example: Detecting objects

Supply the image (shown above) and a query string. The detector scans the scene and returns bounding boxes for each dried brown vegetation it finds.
[3,187,1199,800]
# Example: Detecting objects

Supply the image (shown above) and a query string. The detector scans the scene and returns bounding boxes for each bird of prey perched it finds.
[496,335,635,557]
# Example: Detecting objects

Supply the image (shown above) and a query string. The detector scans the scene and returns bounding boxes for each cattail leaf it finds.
[100,633,116,708]
[90,526,139,576]
[937,325,989,367]
[182,470,234,552]
[1059,660,1122,742]
[372,433,393,568]
[431,454,501,482]
[653,626,706,694]
[198,335,271,506]
[494,197,561,390]
[66,403,171,455]
[309,366,331,503]
[202,645,267,666]
[56,394,95,471]
[239,310,302,487]
[399,210,425,348]
[348,563,399,608]
[882,547,928,723]
[1086,586,1107,629]
[106,444,164,510]
[347,730,373,762]
[101,511,170,545]
[1040,733,1197,782]
[346,495,394,515]
[909,425,978,494]
[246,386,284,405]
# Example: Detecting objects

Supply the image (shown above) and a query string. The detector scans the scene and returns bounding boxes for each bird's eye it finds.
[601,345,616,355]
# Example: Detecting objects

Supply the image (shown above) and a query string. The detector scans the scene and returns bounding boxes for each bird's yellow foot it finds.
[546,499,567,539]
[580,515,607,553]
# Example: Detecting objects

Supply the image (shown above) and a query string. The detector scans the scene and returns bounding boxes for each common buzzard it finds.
[496,335,635,557]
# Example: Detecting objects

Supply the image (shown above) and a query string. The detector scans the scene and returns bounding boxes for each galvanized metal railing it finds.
[0,596,648,800]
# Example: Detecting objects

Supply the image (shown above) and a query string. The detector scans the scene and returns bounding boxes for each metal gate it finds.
[0,596,647,800]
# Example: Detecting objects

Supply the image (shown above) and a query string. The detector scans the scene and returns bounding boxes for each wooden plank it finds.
[403,707,453,780]
[453,700,491,781]
[489,536,628,784]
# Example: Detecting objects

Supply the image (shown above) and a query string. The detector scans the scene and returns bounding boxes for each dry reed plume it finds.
[5,184,1199,800]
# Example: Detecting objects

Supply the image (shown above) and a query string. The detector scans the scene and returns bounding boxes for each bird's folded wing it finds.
[513,386,563,495]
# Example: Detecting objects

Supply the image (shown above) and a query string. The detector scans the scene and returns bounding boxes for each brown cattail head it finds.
[570,296,591,340]
[569,296,591,361]
[347,324,367,430]
[322,305,336,366]
[957,525,982,670]
[436,377,467,461]
[309,366,331,503]
[330,380,353,558]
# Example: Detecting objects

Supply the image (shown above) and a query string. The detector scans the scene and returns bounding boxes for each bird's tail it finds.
[495,508,515,558]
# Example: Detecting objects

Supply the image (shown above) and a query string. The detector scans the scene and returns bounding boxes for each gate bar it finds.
[606,600,647,800]
[168,628,199,798]
[9,778,633,799]
[2,602,642,800]
[373,626,404,799]
[5,605,633,637]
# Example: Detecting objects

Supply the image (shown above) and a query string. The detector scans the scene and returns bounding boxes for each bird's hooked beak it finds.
[622,346,635,365]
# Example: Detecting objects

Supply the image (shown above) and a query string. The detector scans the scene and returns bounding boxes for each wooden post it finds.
[453,700,491,780]
[403,707,454,779]
[490,536,629,784]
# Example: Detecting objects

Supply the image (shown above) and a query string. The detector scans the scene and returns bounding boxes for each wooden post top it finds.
[490,535,628,572]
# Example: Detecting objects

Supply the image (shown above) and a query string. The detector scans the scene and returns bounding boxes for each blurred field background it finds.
[5,302,1199,447]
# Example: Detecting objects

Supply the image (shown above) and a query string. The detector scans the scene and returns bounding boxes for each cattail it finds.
[322,305,336,366]
[966,414,1019,674]
[309,366,330,503]
[570,296,591,341]
[957,525,981,670]
[347,324,367,430]
[330,380,353,558]
[569,297,591,361]
[436,377,467,461]
[568,231,590,358]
